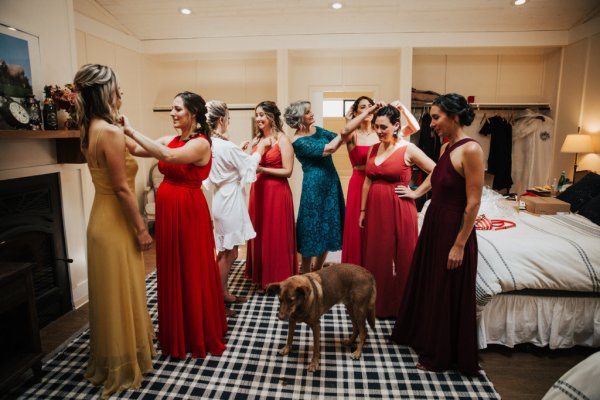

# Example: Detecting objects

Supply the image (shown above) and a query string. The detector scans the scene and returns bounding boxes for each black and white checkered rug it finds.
[11,261,500,399]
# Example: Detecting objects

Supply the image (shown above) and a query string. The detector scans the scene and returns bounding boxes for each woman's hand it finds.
[240,140,250,151]
[137,228,153,252]
[256,137,273,155]
[447,243,465,270]
[119,114,134,137]
[395,184,418,199]
[359,211,366,228]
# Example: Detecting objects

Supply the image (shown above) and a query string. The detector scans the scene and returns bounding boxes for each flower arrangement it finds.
[44,84,77,129]
[44,84,77,112]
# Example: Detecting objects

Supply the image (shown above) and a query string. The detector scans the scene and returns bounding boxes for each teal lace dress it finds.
[292,126,345,257]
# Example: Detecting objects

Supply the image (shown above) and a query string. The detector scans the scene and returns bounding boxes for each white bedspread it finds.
[476,212,600,307]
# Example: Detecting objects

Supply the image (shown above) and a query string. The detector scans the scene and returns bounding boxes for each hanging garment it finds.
[480,115,513,191]
[512,110,554,193]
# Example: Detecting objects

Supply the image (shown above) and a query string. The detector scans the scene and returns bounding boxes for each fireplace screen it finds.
[0,173,72,328]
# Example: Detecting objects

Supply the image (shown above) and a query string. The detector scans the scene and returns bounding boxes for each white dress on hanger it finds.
[512,109,554,192]
[206,137,261,252]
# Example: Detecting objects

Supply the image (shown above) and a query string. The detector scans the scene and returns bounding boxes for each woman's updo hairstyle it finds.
[284,100,311,130]
[73,63,120,148]
[375,105,401,138]
[175,91,211,145]
[205,100,228,132]
[432,93,475,127]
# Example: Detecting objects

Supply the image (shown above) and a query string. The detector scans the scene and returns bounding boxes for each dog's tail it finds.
[368,282,376,330]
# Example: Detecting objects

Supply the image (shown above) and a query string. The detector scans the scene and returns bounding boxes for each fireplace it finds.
[0,173,73,328]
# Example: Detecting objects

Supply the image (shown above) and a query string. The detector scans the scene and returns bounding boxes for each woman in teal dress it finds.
[284,100,345,273]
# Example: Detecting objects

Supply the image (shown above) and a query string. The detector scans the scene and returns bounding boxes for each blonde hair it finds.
[73,64,120,149]
[206,100,228,132]
[253,101,283,144]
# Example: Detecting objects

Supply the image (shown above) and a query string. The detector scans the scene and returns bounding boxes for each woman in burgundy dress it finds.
[341,96,380,266]
[359,104,434,318]
[391,93,484,375]
[246,101,297,292]
[122,91,227,359]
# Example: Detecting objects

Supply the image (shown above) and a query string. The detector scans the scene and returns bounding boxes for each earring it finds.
[196,122,201,130]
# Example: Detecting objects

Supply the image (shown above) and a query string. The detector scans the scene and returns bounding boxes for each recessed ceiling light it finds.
[7,27,17,31]
[179,8,192,15]
[514,0,526,5]
[331,2,343,9]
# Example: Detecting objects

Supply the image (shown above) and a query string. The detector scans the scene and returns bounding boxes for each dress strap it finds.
[448,137,475,152]
[90,130,104,168]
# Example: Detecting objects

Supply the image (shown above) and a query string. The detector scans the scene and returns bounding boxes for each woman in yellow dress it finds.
[74,63,155,399]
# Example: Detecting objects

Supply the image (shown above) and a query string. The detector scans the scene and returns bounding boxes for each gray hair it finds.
[206,100,228,131]
[284,100,311,130]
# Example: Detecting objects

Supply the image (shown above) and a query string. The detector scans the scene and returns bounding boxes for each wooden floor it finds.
[35,244,595,400]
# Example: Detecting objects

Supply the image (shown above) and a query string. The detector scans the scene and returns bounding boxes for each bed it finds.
[419,175,600,350]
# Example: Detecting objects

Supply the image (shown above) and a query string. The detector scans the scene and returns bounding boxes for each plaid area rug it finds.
[12,261,500,399]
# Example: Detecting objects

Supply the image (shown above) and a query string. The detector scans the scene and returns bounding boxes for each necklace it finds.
[357,129,374,137]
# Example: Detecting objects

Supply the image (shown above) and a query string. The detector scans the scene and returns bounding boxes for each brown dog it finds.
[266,263,376,372]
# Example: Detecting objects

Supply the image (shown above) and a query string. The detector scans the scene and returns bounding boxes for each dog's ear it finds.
[266,283,281,296]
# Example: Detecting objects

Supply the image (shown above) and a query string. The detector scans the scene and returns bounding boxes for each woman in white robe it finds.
[205,100,271,316]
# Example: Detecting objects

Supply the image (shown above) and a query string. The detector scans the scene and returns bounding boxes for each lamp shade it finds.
[560,134,594,153]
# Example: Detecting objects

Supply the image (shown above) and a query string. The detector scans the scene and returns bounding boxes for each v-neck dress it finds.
[362,143,418,318]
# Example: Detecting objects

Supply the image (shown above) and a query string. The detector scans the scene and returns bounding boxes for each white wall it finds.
[0,0,91,307]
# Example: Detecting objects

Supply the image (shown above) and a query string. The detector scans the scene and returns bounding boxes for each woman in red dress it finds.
[122,91,227,359]
[359,104,434,318]
[341,96,380,265]
[391,93,484,375]
[246,101,297,291]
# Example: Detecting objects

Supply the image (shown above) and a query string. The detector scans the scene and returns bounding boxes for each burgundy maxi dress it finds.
[391,138,479,375]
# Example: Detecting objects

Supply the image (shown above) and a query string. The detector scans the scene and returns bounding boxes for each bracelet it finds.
[360,209,366,212]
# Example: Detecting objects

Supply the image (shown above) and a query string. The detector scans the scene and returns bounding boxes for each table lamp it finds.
[560,132,594,181]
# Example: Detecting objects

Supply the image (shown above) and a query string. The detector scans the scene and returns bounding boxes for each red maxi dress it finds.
[155,135,227,359]
[361,144,418,318]
[341,145,370,266]
[246,143,297,289]
[391,138,479,375]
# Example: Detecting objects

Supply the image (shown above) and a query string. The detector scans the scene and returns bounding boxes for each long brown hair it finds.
[253,100,284,144]
[73,64,120,149]
[175,91,212,146]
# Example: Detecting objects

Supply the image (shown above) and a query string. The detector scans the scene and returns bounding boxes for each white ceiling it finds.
[75,0,600,42]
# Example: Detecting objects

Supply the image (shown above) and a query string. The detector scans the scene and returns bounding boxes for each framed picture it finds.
[0,24,42,129]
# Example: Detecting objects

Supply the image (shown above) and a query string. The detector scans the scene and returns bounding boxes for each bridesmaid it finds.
[74,63,155,399]
[122,91,227,359]
[391,93,484,375]
[285,100,345,273]
[246,101,297,292]
[359,103,433,318]
[341,96,380,266]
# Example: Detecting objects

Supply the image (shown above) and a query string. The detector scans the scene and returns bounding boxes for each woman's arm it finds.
[391,101,420,136]
[322,133,344,156]
[447,142,484,270]
[358,176,372,229]
[395,173,433,200]
[258,134,294,177]
[121,115,210,165]
[358,145,375,228]
[102,125,152,251]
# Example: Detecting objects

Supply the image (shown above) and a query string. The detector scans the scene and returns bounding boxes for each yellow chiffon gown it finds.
[85,150,155,399]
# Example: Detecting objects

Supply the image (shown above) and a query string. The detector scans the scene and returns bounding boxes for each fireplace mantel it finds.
[0,130,79,139]
[0,130,84,163]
